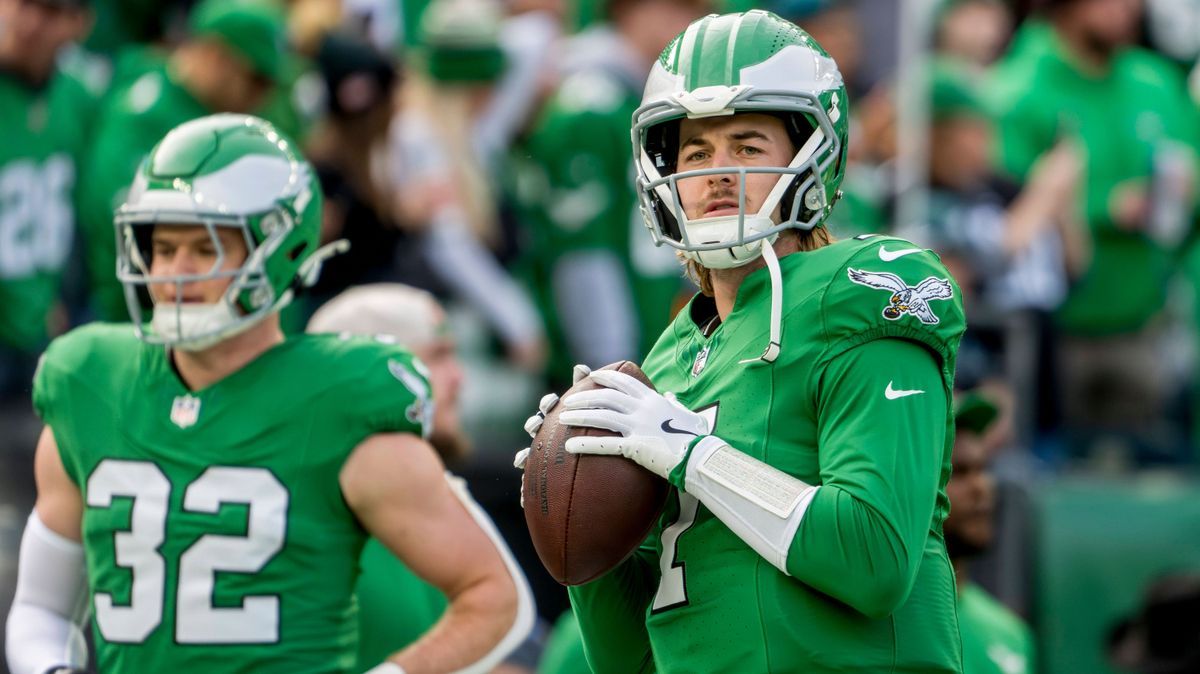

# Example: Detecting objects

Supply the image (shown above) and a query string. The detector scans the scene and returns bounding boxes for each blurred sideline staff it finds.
[897,61,1086,444]
[309,283,543,674]
[946,392,1036,674]
[310,0,544,371]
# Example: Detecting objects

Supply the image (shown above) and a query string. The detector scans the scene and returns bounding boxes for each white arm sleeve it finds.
[474,12,561,169]
[5,512,89,674]
[682,437,820,575]
[423,211,546,348]
[553,250,639,367]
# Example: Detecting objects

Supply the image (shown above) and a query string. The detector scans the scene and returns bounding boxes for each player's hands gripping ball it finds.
[516,362,670,585]
[560,368,710,480]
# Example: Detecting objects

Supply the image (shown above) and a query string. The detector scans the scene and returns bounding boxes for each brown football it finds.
[522,361,669,586]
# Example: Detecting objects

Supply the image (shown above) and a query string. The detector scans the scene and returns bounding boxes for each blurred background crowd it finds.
[2,0,1200,672]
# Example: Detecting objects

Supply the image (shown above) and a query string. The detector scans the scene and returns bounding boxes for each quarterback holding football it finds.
[521,11,966,673]
[6,114,533,674]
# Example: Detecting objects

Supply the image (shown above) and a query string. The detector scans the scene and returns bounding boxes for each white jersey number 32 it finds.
[87,459,288,644]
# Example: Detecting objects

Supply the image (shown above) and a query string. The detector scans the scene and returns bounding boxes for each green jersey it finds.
[569,236,966,673]
[33,323,433,673]
[989,21,1200,335]
[0,69,95,352]
[958,584,1034,674]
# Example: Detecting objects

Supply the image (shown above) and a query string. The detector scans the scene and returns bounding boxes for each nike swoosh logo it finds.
[885,381,925,400]
[878,246,922,262]
[661,419,698,436]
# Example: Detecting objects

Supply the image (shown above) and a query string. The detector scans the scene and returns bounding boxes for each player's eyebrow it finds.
[680,128,772,151]
[727,129,770,143]
[152,229,213,247]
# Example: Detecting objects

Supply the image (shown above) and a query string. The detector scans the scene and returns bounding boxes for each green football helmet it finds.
[633,10,850,270]
[115,114,333,350]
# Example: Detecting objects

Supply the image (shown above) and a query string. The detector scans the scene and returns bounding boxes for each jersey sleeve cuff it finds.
[669,435,722,491]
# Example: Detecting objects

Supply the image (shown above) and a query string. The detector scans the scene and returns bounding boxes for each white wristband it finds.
[6,512,89,674]
[684,437,819,575]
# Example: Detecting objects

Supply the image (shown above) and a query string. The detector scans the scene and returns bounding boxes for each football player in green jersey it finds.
[6,114,534,674]
[518,11,966,673]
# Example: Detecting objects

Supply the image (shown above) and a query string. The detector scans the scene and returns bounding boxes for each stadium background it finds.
[1,0,1199,672]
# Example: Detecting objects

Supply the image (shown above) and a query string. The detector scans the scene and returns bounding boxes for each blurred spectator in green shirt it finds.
[988,0,1200,463]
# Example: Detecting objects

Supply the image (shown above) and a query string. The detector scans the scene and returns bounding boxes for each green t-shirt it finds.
[568,235,967,673]
[76,60,211,322]
[516,62,685,377]
[352,538,447,672]
[959,583,1035,674]
[989,21,1200,335]
[0,70,96,352]
[33,324,432,673]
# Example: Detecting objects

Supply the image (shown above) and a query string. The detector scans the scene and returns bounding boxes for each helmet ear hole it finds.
[135,284,154,312]
[654,197,684,242]
[772,112,821,225]
[646,119,681,176]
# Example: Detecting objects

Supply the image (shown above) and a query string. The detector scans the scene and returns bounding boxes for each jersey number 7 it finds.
[651,403,718,612]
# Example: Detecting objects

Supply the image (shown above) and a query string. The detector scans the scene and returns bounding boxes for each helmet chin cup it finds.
[151,301,254,352]
[680,214,779,269]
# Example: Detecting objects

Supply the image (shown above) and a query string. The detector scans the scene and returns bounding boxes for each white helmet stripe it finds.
[677,19,702,73]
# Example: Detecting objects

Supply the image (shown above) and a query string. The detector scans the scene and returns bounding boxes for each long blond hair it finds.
[684,227,835,297]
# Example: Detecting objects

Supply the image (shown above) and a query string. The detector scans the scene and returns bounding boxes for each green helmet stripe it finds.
[697,16,732,89]
[732,11,769,83]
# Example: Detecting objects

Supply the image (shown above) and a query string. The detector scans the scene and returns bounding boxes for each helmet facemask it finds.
[116,207,296,352]
[113,114,332,351]
[634,88,844,271]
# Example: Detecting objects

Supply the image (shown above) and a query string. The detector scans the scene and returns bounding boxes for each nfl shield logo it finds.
[170,394,202,429]
[691,345,711,378]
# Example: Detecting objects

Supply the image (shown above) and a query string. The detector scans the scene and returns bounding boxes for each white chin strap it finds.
[738,238,783,366]
[152,302,252,352]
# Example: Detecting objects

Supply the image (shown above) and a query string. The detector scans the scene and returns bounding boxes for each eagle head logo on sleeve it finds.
[847,269,954,325]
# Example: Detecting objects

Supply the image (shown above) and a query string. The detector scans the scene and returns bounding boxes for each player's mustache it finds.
[704,188,740,202]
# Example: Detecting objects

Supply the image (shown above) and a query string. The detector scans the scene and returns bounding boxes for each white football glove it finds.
[559,369,710,480]
[514,364,595,507]
[518,364,592,442]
